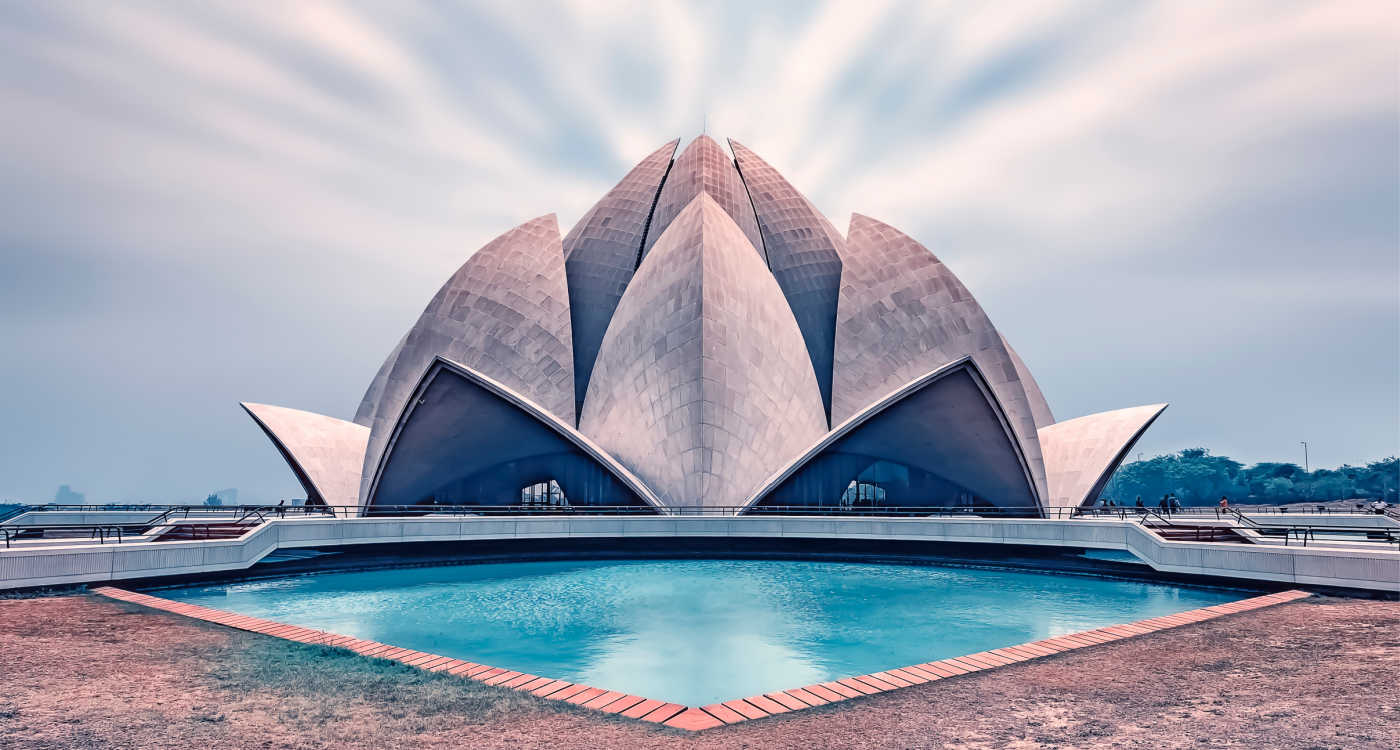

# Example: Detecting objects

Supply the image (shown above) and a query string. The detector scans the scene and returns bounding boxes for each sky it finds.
[0,1,1395,504]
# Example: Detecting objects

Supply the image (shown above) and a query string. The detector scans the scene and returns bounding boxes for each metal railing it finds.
[2,522,132,548]
[2,500,1393,517]
[1267,524,1398,548]
[0,504,314,548]
[1222,507,1399,547]
[1135,511,1246,543]
[3,502,1397,548]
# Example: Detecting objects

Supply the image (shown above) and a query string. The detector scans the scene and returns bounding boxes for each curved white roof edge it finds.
[1039,403,1170,507]
[241,402,369,508]
[832,212,1048,502]
[1000,334,1055,430]
[353,330,408,427]
[363,355,666,514]
[355,213,575,508]
[737,356,1044,514]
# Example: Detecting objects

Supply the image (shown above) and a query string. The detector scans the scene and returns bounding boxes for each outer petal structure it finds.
[742,359,1042,514]
[241,402,369,507]
[728,139,845,422]
[640,136,764,265]
[353,331,407,427]
[250,133,1159,520]
[833,213,1049,504]
[580,193,828,511]
[1001,335,1055,430]
[355,215,575,508]
[564,139,679,422]
[1039,404,1169,507]
[366,358,661,510]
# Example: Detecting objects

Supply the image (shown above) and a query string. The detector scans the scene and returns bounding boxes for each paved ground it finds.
[1,593,1396,749]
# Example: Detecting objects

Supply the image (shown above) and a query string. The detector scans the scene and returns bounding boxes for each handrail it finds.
[1137,510,1180,528]
[2,501,1397,521]
[0,505,33,524]
[1227,508,1264,529]
[3,502,1398,550]
[1276,524,1400,548]
[1210,508,1399,548]
[1137,512,1245,543]
[2,501,1395,518]
[139,506,188,531]
[2,522,130,548]
[0,510,280,547]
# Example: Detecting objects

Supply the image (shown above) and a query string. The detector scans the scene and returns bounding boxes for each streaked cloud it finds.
[0,0,1394,502]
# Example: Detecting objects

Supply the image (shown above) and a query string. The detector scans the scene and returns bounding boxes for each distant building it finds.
[240,137,1166,516]
[54,484,85,505]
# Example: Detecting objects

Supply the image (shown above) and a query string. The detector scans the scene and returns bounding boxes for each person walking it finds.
[1218,495,1230,516]
[1159,494,1170,514]
[1170,495,1182,515]
[1135,495,1145,514]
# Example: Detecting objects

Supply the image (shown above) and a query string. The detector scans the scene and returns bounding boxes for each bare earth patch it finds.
[1,593,1396,749]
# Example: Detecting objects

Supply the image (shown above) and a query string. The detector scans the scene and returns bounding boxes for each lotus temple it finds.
[4,136,1396,744]
[242,135,1165,517]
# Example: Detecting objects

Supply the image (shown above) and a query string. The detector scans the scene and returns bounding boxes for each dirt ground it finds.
[0,593,1396,749]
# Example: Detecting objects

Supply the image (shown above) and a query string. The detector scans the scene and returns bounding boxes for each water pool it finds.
[159,559,1239,705]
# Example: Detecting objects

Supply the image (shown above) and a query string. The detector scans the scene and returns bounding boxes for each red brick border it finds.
[91,586,1311,732]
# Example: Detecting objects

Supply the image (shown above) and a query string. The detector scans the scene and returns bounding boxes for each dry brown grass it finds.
[0,592,1396,749]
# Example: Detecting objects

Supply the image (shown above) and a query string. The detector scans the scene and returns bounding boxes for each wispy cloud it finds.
[0,0,1394,502]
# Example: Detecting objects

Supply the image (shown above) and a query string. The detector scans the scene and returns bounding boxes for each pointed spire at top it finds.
[640,135,764,265]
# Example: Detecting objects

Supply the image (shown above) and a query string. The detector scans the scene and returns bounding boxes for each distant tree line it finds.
[1103,449,1398,506]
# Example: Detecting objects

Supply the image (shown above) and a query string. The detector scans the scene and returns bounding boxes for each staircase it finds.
[152,521,261,542]
[1143,521,1252,544]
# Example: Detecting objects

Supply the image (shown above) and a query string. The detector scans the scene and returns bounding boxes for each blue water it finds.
[159,559,1238,705]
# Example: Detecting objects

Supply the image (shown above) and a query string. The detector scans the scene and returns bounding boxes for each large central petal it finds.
[580,193,828,511]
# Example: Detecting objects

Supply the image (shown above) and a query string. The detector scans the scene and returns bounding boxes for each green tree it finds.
[1101,451,1396,506]
[1261,477,1294,498]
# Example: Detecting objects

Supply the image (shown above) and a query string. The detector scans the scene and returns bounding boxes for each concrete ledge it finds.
[91,585,1313,731]
[5,516,1396,592]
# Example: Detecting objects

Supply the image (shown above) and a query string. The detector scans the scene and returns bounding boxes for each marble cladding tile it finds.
[641,136,764,264]
[354,331,408,427]
[355,215,576,507]
[1038,403,1169,506]
[1001,335,1055,429]
[729,139,845,420]
[580,193,827,510]
[241,402,369,507]
[252,133,1167,519]
[565,140,679,421]
[833,213,1049,505]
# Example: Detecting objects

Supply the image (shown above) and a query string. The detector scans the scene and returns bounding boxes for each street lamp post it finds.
[1300,441,1309,474]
